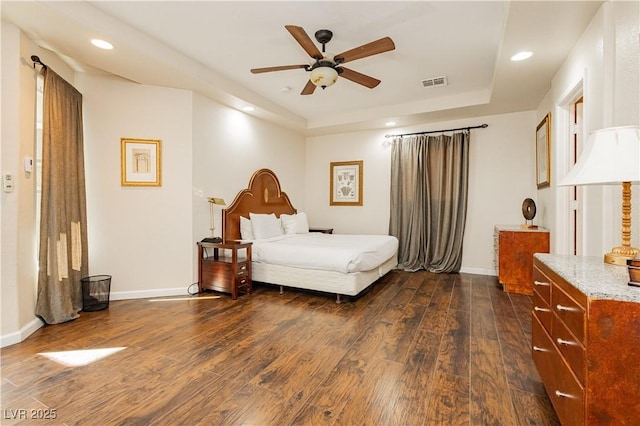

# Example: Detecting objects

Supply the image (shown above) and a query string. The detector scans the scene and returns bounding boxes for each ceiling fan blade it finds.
[334,37,395,64]
[285,25,323,59]
[338,67,381,89]
[301,80,317,95]
[251,64,308,74]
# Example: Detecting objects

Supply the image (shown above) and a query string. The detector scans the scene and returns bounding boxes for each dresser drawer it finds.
[533,266,552,304]
[532,315,558,389]
[552,314,586,385]
[532,316,585,426]
[550,355,585,426]
[551,283,585,343]
[532,290,553,333]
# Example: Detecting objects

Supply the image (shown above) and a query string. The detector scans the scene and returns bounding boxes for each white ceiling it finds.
[2,1,603,136]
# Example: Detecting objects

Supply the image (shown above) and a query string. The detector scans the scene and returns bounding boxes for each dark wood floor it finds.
[1,270,559,425]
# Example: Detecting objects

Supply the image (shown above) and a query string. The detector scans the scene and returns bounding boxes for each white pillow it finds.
[281,212,310,235]
[249,213,284,239]
[240,216,254,240]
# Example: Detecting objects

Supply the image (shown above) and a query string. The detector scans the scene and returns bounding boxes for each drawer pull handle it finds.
[556,304,579,312]
[532,346,547,352]
[534,306,551,312]
[556,338,578,346]
[555,390,575,399]
[534,280,550,287]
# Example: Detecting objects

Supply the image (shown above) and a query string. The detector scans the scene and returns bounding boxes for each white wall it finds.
[1,23,76,346]
[77,73,194,299]
[538,0,639,256]
[306,110,538,275]
[191,93,306,276]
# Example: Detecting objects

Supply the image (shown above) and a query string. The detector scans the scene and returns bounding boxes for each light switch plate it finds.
[3,173,14,192]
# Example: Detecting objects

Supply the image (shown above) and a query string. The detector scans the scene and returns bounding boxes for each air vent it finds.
[421,76,448,88]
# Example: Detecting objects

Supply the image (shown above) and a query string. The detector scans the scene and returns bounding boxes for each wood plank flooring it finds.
[1,270,560,425]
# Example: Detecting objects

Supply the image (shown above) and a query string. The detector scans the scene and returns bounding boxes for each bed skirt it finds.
[252,255,398,296]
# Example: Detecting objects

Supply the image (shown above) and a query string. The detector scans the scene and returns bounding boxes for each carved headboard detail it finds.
[222,169,297,242]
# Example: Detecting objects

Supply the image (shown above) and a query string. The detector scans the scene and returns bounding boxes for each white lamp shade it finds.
[558,126,640,186]
[310,66,338,88]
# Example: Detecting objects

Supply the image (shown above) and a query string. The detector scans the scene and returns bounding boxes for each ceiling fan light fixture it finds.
[310,66,338,89]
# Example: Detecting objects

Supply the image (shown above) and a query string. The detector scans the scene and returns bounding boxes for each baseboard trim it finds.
[110,287,189,301]
[459,266,497,277]
[1,317,44,348]
[0,287,190,348]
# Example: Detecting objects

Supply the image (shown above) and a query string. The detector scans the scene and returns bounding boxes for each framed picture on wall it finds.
[536,114,551,188]
[330,160,363,206]
[121,138,162,186]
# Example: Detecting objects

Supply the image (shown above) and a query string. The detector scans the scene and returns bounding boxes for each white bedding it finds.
[251,233,399,273]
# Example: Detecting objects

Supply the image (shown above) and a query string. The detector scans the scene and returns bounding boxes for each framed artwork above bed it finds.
[330,160,363,206]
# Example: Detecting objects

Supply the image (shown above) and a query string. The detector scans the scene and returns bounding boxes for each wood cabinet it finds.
[532,255,640,425]
[198,241,252,300]
[494,225,549,294]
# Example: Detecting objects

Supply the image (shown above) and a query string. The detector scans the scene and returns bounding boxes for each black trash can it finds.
[81,275,112,312]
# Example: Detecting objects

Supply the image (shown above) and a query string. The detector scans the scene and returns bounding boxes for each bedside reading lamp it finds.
[202,197,226,243]
[558,126,640,266]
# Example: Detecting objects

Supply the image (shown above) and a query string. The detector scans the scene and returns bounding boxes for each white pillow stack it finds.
[249,213,284,240]
[281,212,310,235]
[240,216,254,240]
[240,212,310,240]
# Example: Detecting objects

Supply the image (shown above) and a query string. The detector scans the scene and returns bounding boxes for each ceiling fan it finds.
[251,25,395,95]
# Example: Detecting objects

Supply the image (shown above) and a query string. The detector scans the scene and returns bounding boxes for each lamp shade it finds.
[310,66,338,88]
[208,197,226,205]
[558,126,640,186]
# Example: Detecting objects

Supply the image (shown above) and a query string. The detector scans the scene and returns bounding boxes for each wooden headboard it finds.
[222,169,296,242]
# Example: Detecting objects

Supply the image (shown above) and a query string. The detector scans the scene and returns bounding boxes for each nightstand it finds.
[309,227,334,234]
[197,241,252,299]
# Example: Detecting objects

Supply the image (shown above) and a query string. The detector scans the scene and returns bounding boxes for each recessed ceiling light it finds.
[385,121,396,126]
[91,39,114,50]
[241,106,255,112]
[511,51,533,62]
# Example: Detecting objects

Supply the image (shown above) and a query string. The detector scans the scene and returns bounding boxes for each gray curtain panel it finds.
[35,68,88,324]
[389,131,469,273]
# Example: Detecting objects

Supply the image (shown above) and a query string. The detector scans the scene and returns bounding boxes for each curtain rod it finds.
[31,55,47,69]
[385,123,488,138]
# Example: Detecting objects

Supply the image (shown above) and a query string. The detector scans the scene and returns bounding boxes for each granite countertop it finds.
[534,253,640,303]
[494,224,549,232]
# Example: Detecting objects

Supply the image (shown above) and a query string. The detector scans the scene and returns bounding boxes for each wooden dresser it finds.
[532,254,640,425]
[494,225,549,294]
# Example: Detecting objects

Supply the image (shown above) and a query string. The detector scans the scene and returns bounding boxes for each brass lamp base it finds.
[604,246,640,266]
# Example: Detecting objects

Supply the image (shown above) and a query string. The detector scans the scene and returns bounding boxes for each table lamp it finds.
[558,126,640,266]
[203,197,226,243]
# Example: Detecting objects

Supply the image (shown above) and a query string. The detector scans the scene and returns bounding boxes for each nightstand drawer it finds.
[236,262,249,277]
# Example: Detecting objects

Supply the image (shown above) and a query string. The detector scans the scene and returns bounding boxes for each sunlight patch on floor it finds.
[38,347,126,367]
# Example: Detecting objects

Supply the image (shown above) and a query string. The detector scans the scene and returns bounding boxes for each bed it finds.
[222,168,398,302]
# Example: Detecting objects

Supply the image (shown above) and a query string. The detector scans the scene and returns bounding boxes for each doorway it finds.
[569,97,584,255]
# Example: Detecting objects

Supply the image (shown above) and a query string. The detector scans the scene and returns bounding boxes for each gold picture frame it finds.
[536,114,551,188]
[121,138,161,186]
[330,160,363,206]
